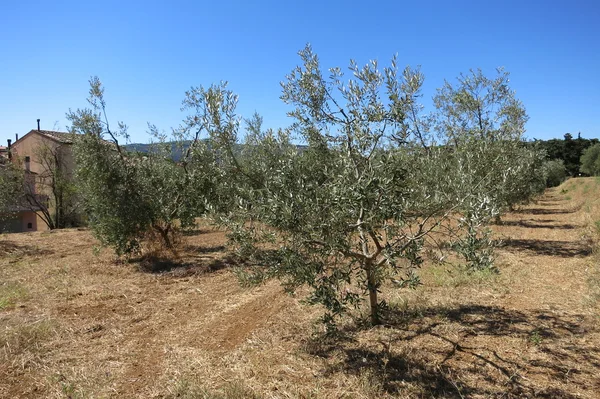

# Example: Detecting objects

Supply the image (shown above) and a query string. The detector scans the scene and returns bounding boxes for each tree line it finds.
[533,133,599,177]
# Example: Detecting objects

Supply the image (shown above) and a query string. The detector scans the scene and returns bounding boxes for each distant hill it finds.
[124,140,306,162]
[124,141,192,162]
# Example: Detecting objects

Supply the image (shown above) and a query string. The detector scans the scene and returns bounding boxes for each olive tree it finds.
[67,77,217,257]
[434,68,527,145]
[201,46,467,327]
[432,68,544,269]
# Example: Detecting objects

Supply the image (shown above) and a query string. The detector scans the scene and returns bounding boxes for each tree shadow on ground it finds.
[0,240,54,258]
[307,304,598,398]
[499,239,592,257]
[514,208,577,215]
[137,241,235,275]
[535,197,566,203]
[529,218,572,224]
[181,228,214,237]
[183,244,227,254]
[500,220,579,230]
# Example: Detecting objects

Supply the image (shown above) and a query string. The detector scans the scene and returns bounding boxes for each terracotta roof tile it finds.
[28,130,74,144]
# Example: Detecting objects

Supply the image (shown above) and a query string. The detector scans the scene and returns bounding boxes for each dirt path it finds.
[495,191,592,313]
[491,187,600,396]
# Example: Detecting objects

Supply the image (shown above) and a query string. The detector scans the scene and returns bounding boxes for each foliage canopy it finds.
[580,143,600,176]
[203,46,540,326]
[68,78,218,256]
[69,46,548,328]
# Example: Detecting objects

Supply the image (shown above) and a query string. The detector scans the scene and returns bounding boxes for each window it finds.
[27,223,33,229]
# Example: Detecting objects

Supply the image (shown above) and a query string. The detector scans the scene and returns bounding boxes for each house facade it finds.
[0,128,75,233]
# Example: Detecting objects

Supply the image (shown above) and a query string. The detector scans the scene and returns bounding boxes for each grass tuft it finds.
[0,281,28,310]
[0,318,57,363]
[168,379,260,399]
[426,264,498,288]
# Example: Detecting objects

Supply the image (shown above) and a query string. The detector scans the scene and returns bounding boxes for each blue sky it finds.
[1,0,598,144]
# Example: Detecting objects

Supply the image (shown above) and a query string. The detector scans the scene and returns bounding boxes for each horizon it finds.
[2,0,599,145]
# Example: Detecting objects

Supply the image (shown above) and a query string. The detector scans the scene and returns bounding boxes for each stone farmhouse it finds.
[0,123,75,233]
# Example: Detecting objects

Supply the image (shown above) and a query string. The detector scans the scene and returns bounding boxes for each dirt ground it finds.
[1,178,600,398]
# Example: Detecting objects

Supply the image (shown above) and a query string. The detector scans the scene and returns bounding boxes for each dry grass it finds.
[2,178,600,398]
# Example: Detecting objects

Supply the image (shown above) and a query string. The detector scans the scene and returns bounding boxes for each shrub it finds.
[580,143,600,176]
[544,159,568,187]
